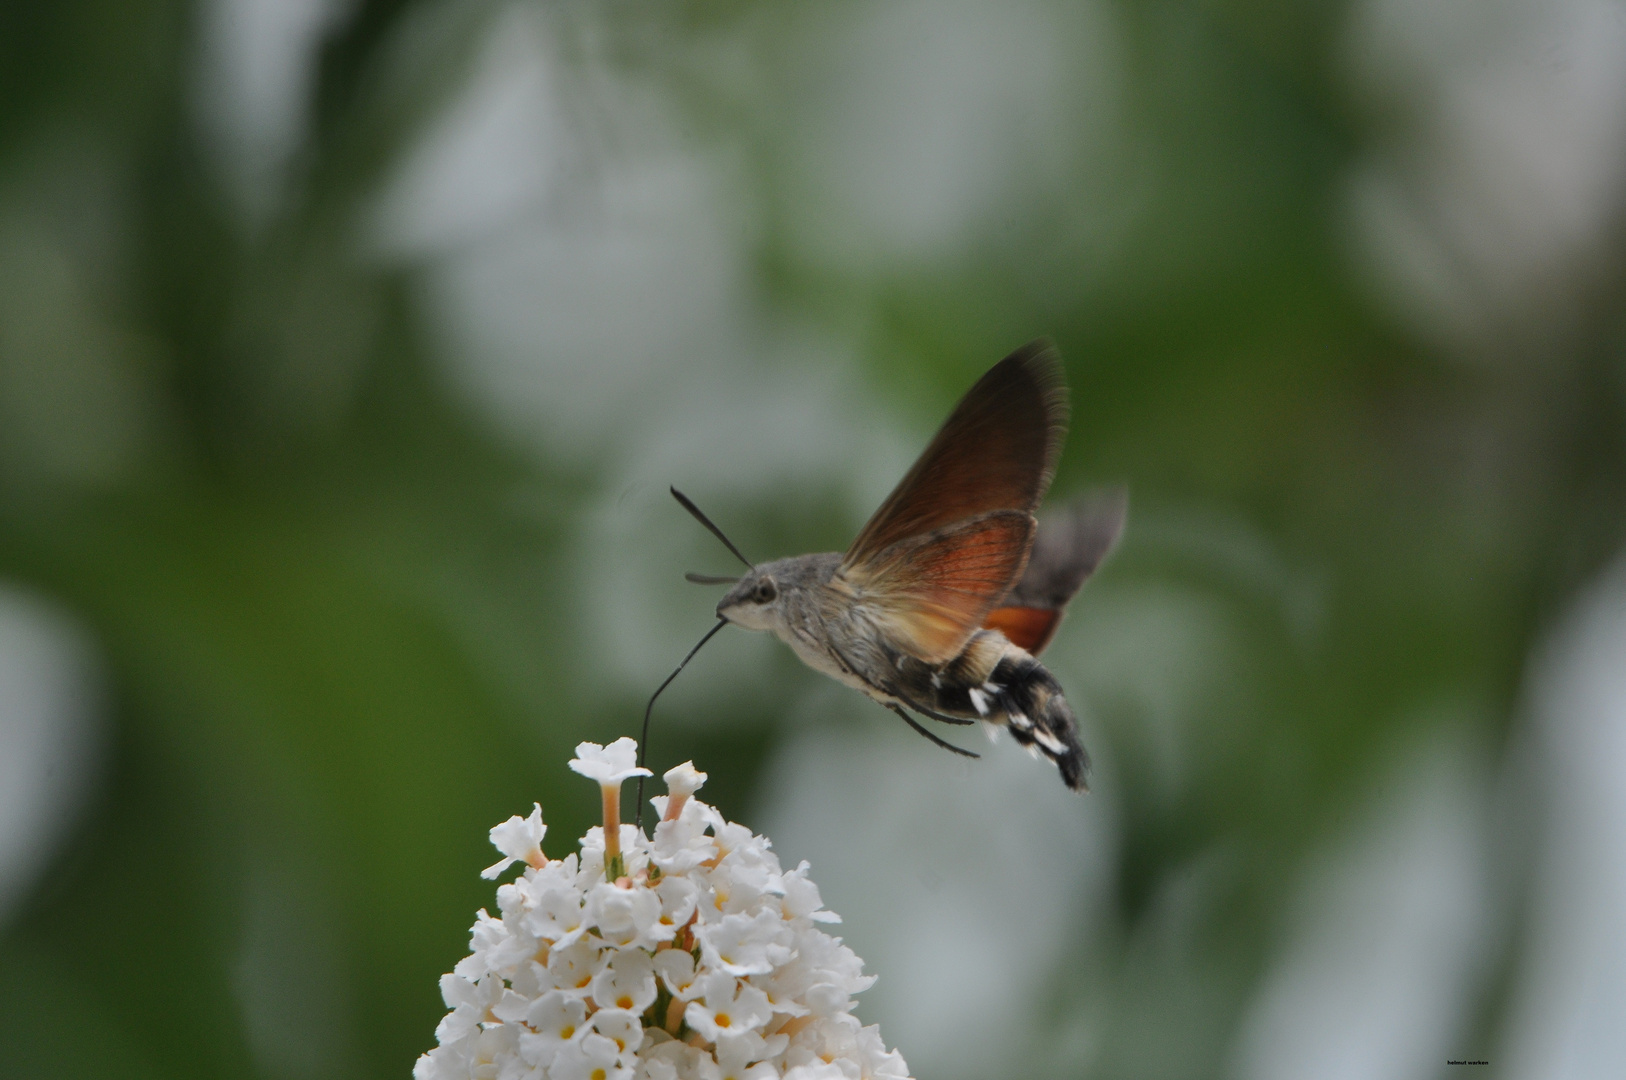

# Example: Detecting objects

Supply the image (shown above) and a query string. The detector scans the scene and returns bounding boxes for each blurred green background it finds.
[3,0,1626,1077]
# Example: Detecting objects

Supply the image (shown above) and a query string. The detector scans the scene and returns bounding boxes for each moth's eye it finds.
[753,580,777,604]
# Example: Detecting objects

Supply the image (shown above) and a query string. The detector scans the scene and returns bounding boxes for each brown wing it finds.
[984,488,1127,654]
[840,510,1036,665]
[843,341,1068,571]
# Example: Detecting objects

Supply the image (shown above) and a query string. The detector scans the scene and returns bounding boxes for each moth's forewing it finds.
[841,510,1035,665]
[842,341,1068,570]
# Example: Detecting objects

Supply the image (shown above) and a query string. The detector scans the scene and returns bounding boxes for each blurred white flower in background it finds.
[1228,725,1494,1080]
[773,0,1122,271]
[417,745,911,1080]
[0,585,102,926]
[1344,0,1626,352]
[195,0,350,222]
[1501,555,1626,1080]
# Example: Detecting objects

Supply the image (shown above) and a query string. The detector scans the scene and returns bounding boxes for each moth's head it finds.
[717,569,781,631]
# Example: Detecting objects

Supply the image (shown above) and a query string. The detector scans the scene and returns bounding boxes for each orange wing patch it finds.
[840,510,1035,665]
[983,606,1063,655]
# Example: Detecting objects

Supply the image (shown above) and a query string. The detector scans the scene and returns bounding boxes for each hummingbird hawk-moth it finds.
[649,341,1124,793]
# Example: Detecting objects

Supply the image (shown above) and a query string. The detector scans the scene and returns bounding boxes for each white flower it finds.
[778,863,838,924]
[587,881,664,949]
[433,972,499,1047]
[524,882,590,949]
[415,742,912,1080]
[650,804,718,875]
[855,1025,910,1080]
[663,761,707,798]
[482,803,547,879]
[591,948,658,1014]
[516,992,587,1067]
[697,910,785,977]
[780,1064,847,1080]
[454,910,509,981]
[546,939,606,997]
[590,1007,644,1055]
[748,966,810,1020]
[550,1032,633,1080]
[703,1034,783,1080]
[641,1041,707,1080]
[685,972,773,1042]
[581,825,648,871]
[653,948,701,1000]
[654,875,699,937]
[569,737,652,786]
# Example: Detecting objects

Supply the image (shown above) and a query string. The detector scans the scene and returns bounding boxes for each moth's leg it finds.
[899,695,974,725]
[885,703,980,759]
[827,639,976,729]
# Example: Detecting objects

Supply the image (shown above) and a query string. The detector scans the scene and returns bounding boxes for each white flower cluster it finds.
[416,738,912,1080]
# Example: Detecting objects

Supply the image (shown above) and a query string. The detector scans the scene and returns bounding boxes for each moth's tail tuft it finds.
[994,656,1091,792]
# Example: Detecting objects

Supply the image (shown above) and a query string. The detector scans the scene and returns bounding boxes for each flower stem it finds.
[602,783,623,880]
[665,994,687,1036]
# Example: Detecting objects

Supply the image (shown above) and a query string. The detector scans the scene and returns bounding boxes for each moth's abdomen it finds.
[903,631,1090,791]
[986,653,1089,791]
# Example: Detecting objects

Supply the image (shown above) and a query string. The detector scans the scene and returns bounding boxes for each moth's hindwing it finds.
[983,605,1063,655]
[981,490,1128,656]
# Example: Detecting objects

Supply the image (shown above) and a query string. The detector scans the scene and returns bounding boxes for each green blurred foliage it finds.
[1,0,1623,1077]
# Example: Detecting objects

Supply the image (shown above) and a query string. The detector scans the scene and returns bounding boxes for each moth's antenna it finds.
[671,487,753,570]
[685,572,740,585]
[635,617,729,833]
